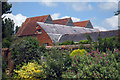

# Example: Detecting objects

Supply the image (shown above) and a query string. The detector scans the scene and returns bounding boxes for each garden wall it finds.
[1,44,90,73]
[2,48,14,73]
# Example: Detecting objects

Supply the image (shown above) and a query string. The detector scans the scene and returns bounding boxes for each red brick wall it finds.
[36,25,54,46]
[2,48,14,73]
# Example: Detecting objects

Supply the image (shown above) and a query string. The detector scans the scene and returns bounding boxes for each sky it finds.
[2,0,120,31]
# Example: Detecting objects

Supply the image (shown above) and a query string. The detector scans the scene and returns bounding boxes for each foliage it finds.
[42,48,72,79]
[59,40,90,45]
[13,61,46,79]
[15,26,20,34]
[59,34,92,45]
[2,38,12,48]
[79,44,87,49]
[59,40,75,45]
[116,29,120,50]
[2,2,13,48]
[114,10,120,15]
[2,18,14,48]
[62,49,120,78]
[94,36,117,52]
[2,57,9,79]
[2,1,13,79]
[11,37,45,66]
[2,2,12,14]
[86,34,92,44]
[78,40,89,44]
[70,49,86,57]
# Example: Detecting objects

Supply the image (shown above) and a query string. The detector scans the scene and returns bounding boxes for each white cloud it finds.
[94,25,107,31]
[61,16,80,22]
[72,3,93,11]
[51,13,60,19]
[102,16,118,29]
[51,13,80,22]
[98,2,118,11]
[41,0,57,7]
[71,17,80,22]
[93,16,118,31]
[2,13,27,28]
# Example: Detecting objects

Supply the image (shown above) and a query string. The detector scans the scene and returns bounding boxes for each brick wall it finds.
[2,48,14,73]
[36,25,54,46]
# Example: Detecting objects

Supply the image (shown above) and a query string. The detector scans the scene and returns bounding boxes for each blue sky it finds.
[3,1,119,31]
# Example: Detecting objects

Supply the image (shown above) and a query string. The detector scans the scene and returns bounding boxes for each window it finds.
[36,25,39,28]
[44,43,49,46]
[37,29,42,34]
[74,30,77,32]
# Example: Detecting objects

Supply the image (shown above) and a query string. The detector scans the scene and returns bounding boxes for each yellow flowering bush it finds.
[14,61,46,79]
[70,49,86,57]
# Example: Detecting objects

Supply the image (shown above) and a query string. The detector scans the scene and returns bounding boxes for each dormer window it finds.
[36,25,39,28]
[37,29,42,34]
[44,43,49,46]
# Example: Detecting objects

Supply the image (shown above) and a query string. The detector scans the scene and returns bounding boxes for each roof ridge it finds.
[29,14,50,19]
[53,17,70,21]
[74,20,90,23]
[100,29,118,32]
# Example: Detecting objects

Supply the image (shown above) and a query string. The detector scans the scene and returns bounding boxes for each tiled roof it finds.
[74,20,89,27]
[53,18,71,25]
[16,15,50,36]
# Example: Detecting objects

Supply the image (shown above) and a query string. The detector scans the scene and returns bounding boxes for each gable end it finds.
[85,21,93,29]
[44,15,53,24]
[66,18,74,26]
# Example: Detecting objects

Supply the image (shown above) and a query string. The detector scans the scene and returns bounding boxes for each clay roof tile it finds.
[74,20,90,27]
[53,18,71,25]
[16,15,50,36]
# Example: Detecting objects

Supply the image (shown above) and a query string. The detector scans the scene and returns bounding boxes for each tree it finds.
[2,2,12,15]
[86,34,92,43]
[2,2,14,48]
[2,18,14,48]
[114,10,120,15]
[1,1,13,79]
[114,4,120,50]
[15,26,20,34]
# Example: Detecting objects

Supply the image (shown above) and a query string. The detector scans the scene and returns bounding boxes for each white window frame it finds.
[37,29,42,34]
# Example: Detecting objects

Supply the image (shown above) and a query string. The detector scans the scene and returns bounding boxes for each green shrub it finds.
[2,38,12,48]
[59,40,75,45]
[42,48,72,79]
[2,57,9,79]
[11,37,46,67]
[94,36,117,52]
[86,34,92,44]
[78,40,89,44]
